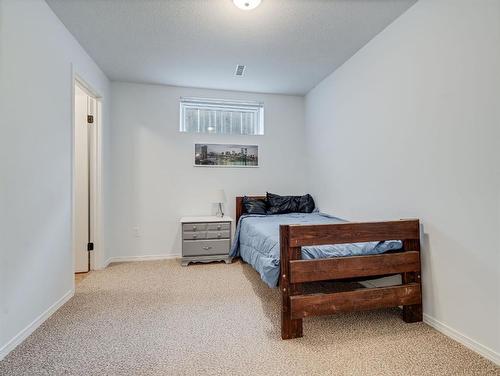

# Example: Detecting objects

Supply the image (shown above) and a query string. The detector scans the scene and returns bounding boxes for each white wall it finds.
[1,0,498,365]
[108,82,305,260]
[305,0,500,362]
[0,0,110,358]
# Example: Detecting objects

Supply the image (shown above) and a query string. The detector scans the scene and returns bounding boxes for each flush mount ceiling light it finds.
[233,0,262,11]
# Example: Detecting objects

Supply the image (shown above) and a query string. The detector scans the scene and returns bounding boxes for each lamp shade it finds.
[211,189,227,203]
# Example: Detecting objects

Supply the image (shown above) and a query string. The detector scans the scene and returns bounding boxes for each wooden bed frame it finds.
[235,196,422,339]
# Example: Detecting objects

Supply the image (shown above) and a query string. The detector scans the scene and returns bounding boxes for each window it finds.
[180,97,264,135]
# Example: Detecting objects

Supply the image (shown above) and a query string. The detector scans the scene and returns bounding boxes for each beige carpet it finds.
[1,260,498,376]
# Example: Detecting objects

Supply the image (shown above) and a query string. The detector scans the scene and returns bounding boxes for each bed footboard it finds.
[279,219,422,339]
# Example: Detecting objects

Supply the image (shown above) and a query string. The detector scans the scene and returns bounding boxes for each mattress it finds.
[230,212,402,288]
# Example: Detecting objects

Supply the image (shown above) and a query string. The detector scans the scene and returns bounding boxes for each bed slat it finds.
[288,219,419,247]
[290,283,421,319]
[289,251,420,283]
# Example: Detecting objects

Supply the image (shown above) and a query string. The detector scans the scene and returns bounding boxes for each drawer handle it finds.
[217,233,221,238]
[217,225,221,230]
[193,235,197,239]
[193,226,197,231]
[202,246,212,250]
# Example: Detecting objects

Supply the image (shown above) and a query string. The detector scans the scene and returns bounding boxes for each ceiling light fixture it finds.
[233,0,261,11]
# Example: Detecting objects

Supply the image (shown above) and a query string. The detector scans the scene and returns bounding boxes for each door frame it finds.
[71,68,104,279]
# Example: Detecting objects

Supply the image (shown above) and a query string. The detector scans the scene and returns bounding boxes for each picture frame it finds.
[194,143,259,168]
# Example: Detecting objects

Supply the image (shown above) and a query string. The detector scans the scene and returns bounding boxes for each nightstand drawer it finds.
[183,232,207,240]
[183,223,207,232]
[206,223,230,231]
[206,230,230,239]
[183,239,230,256]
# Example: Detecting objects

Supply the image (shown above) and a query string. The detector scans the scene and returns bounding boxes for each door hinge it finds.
[87,115,94,124]
[87,242,94,251]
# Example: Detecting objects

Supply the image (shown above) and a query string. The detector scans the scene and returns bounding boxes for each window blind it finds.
[180,97,264,135]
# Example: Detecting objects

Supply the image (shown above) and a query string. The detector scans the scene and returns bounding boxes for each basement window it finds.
[180,97,264,135]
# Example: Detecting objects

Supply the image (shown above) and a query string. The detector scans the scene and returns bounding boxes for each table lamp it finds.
[213,189,227,217]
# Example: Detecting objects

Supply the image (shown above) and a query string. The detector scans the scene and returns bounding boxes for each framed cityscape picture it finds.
[194,143,259,167]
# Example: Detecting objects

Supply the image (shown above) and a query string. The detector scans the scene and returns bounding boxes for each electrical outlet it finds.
[133,227,140,238]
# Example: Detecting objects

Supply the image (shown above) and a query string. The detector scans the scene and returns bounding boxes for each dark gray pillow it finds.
[297,194,315,213]
[267,192,315,214]
[266,192,298,214]
[242,196,267,215]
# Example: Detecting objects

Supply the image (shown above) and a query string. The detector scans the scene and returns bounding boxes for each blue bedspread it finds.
[230,213,402,288]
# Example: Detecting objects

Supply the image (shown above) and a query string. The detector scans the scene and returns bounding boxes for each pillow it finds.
[242,196,268,215]
[266,192,298,214]
[267,192,315,214]
[297,194,315,213]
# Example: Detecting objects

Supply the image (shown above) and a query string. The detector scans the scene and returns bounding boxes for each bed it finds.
[233,196,423,340]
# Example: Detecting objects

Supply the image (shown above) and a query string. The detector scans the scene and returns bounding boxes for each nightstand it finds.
[180,216,233,266]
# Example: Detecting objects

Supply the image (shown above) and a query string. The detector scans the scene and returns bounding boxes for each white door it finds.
[74,83,96,273]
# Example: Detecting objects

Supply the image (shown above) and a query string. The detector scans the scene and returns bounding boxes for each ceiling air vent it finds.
[235,64,246,77]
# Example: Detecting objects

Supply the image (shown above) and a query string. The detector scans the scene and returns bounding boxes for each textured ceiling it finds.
[47,0,416,95]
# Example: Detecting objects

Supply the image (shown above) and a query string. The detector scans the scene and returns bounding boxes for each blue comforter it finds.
[230,212,402,288]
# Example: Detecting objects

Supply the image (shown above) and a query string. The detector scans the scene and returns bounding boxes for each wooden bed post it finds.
[280,225,303,339]
[402,234,423,323]
[235,196,244,225]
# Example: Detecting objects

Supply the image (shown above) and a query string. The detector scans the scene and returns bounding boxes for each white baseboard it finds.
[0,289,74,361]
[423,313,500,366]
[103,254,181,268]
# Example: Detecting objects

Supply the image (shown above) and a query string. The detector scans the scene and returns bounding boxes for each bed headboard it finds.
[235,195,266,225]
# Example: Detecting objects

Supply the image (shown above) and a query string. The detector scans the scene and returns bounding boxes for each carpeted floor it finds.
[1,260,498,375]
